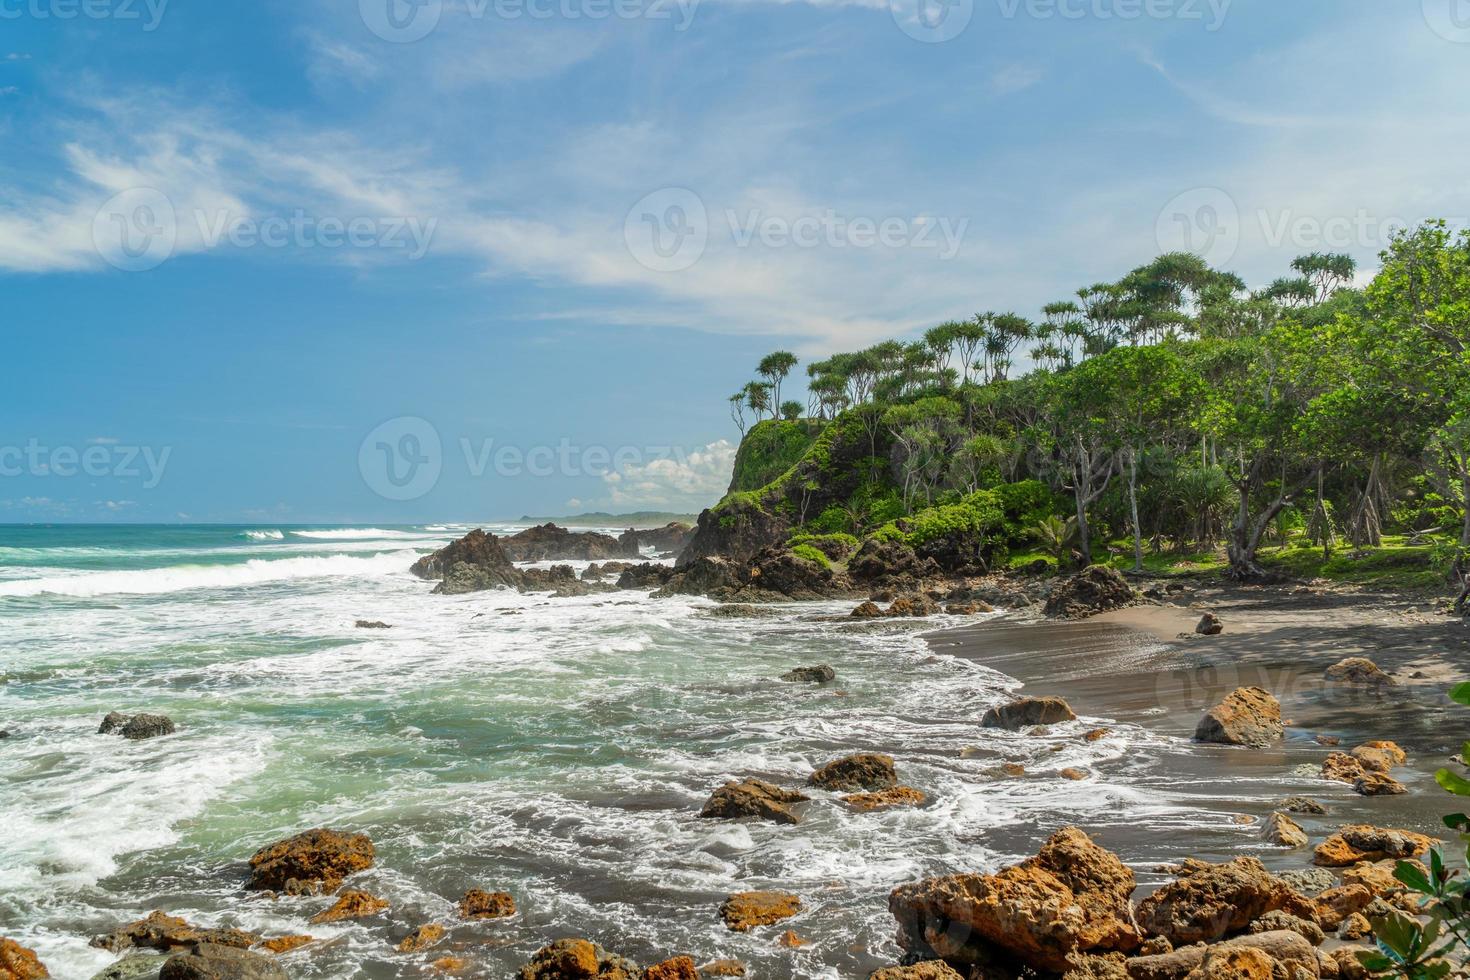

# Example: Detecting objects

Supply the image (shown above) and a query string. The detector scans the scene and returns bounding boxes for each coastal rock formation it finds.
[1043,566,1134,619]
[1134,857,1306,946]
[0,939,48,980]
[886,594,940,617]
[738,545,857,600]
[89,953,169,979]
[644,956,699,980]
[654,557,743,598]
[842,786,927,811]
[256,936,312,954]
[869,962,965,980]
[458,889,516,919]
[246,828,375,893]
[618,522,694,557]
[158,944,287,980]
[1246,910,1324,945]
[98,712,176,740]
[1313,885,1373,931]
[1262,813,1308,848]
[851,601,884,618]
[981,695,1077,730]
[308,890,388,924]
[1353,771,1407,796]
[517,939,640,980]
[1312,825,1434,867]
[848,539,940,586]
[1193,687,1282,747]
[781,665,835,683]
[410,529,515,582]
[395,924,445,953]
[699,779,809,824]
[1124,930,1319,980]
[500,523,638,562]
[1323,658,1395,689]
[1194,613,1223,636]
[615,564,675,590]
[889,826,1140,971]
[1352,741,1406,769]
[719,891,801,931]
[809,753,898,792]
[91,912,259,954]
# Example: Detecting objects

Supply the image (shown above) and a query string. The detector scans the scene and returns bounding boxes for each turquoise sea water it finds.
[0,524,1164,979]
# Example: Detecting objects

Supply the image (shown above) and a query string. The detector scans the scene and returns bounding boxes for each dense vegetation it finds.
[717,222,1470,608]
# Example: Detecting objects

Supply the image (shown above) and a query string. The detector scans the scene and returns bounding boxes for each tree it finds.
[951,433,1009,494]
[1043,365,1121,565]
[757,351,799,409]
[780,400,803,421]
[1291,252,1356,303]
[729,391,748,436]
[743,381,773,420]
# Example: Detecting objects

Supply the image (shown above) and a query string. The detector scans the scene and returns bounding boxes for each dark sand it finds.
[927,582,1470,889]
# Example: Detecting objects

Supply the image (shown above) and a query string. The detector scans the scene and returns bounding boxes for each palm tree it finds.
[1033,515,1080,566]
[757,351,799,409]
[744,381,773,420]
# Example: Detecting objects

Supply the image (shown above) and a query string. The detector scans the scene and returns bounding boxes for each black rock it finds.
[781,665,835,683]
[99,712,176,740]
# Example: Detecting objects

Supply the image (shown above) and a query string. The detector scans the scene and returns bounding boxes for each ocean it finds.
[0,524,1174,978]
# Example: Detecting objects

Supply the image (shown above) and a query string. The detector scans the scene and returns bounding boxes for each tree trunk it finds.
[1074,466,1092,570]
[1128,447,1143,572]
[1462,463,1470,548]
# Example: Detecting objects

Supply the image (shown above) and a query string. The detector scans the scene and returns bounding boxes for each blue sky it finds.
[2,0,1467,522]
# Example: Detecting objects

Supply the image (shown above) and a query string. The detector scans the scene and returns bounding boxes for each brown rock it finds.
[1061,768,1089,780]
[1085,728,1112,742]
[699,779,808,824]
[458,889,516,920]
[1357,740,1406,765]
[1184,945,1276,980]
[842,786,927,811]
[1139,938,1174,956]
[1134,857,1302,945]
[309,890,388,924]
[1323,658,1394,688]
[517,939,640,980]
[999,763,1027,777]
[781,665,836,683]
[1352,772,1406,796]
[1044,566,1135,619]
[1314,885,1373,931]
[1314,735,1341,747]
[246,828,375,894]
[981,695,1078,729]
[1193,687,1282,747]
[1063,952,1132,980]
[645,957,699,980]
[889,826,1140,971]
[1313,826,1434,866]
[850,601,884,618]
[90,911,260,954]
[1330,948,1370,980]
[1262,812,1308,848]
[1341,859,1424,897]
[432,956,469,973]
[1349,745,1398,773]
[1282,797,1327,815]
[257,935,313,954]
[1337,914,1371,941]
[809,753,898,792]
[1195,613,1223,636]
[396,924,446,953]
[0,939,47,980]
[1247,910,1325,945]
[776,930,806,948]
[698,959,747,976]
[1125,931,1318,980]
[886,595,940,617]
[719,891,801,931]
[869,963,965,980]
[159,945,288,980]
[1321,753,1367,783]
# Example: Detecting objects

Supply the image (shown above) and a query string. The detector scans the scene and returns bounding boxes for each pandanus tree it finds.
[757,351,799,410]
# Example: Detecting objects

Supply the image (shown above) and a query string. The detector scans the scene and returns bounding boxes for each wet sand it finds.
[927,582,1470,888]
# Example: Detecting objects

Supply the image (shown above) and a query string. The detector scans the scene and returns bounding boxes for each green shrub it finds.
[729,419,822,492]
[789,543,832,568]
[805,505,854,534]
[788,532,859,562]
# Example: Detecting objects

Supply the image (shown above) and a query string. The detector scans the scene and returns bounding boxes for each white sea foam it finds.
[242,529,285,540]
[290,528,420,540]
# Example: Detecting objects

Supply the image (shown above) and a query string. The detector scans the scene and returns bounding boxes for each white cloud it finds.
[600,439,735,510]
[990,64,1043,96]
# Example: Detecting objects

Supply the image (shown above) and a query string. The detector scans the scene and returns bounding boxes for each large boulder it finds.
[1323,658,1394,689]
[1312,825,1435,867]
[91,912,259,954]
[1134,857,1308,946]
[1261,813,1307,849]
[517,939,640,980]
[982,696,1077,730]
[410,528,514,581]
[809,753,898,792]
[1125,931,1319,980]
[98,712,176,740]
[744,546,855,600]
[616,564,675,590]
[698,779,809,824]
[501,524,638,562]
[718,891,801,931]
[1194,687,1282,747]
[1044,566,1134,619]
[618,522,694,557]
[246,828,375,894]
[849,539,940,585]
[654,557,744,598]
[1,939,48,980]
[158,945,287,980]
[889,826,1141,971]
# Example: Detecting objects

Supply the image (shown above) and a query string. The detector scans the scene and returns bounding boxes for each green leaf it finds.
[1448,682,1470,706]
[1373,911,1422,959]
[1397,861,1434,894]
[1357,951,1395,971]
[1444,813,1470,832]
[1436,768,1470,797]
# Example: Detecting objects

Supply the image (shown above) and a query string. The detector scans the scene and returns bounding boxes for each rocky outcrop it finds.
[616,564,675,590]
[618,522,694,557]
[982,695,1077,730]
[1323,658,1394,689]
[719,891,801,931]
[644,957,699,980]
[680,497,792,569]
[699,779,809,824]
[1193,688,1282,747]
[458,889,516,919]
[1044,566,1135,619]
[889,826,1141,971]
[743,546,856,600]
[1312,825,1434,866]
[159,945,287,980]
[1261,813,1307,849]
[842,787,927,811]
[501,524,638,562]
[308,890,388,924]
[1,939,48,980]
[256,936,312,954]
[517,939,640,980]
[781,665,835,683]
[849,539,940,585]
[654,557,744,598]
[246,828,375,894]
[885,594,941,617]
[1134,857,1308,946]
[1124,930,1319,980]
[98,712,176,740]
[91,912,260,955]
[411,528,514,581]
[869,964,965,980]
[809,753,897,792]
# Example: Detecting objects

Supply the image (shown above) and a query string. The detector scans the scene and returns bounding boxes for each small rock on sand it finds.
[981,695,1077,730]
[1324,657,1395,688]
[1195,613,1223,635]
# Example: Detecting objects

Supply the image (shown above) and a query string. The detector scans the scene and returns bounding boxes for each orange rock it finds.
[697,960,747,976]
[396,923,446,952]
[1315,885,1373,931]
[777,930,807,948]
[308,889,389,924]
[247,828,375,894]
[719,892,801,931]
[1338,913,1372,940]
[841,786,927,811]
[0,939,48,980]
[257,935,313,954]
[1000,763,1026,777]
[1186,945,1276,980]
[644,956,699,979]
[90,910,260,953]
[431,955,469,972]
[1358,740,1406,765]
[1193,687,1282,746]
[458,889,516,920]
[1353,772,1407,796]
[1314,826,1435,867]
[1321,753,1366,783]
[1085,728,1111,742]
[1060,768,1088,781]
